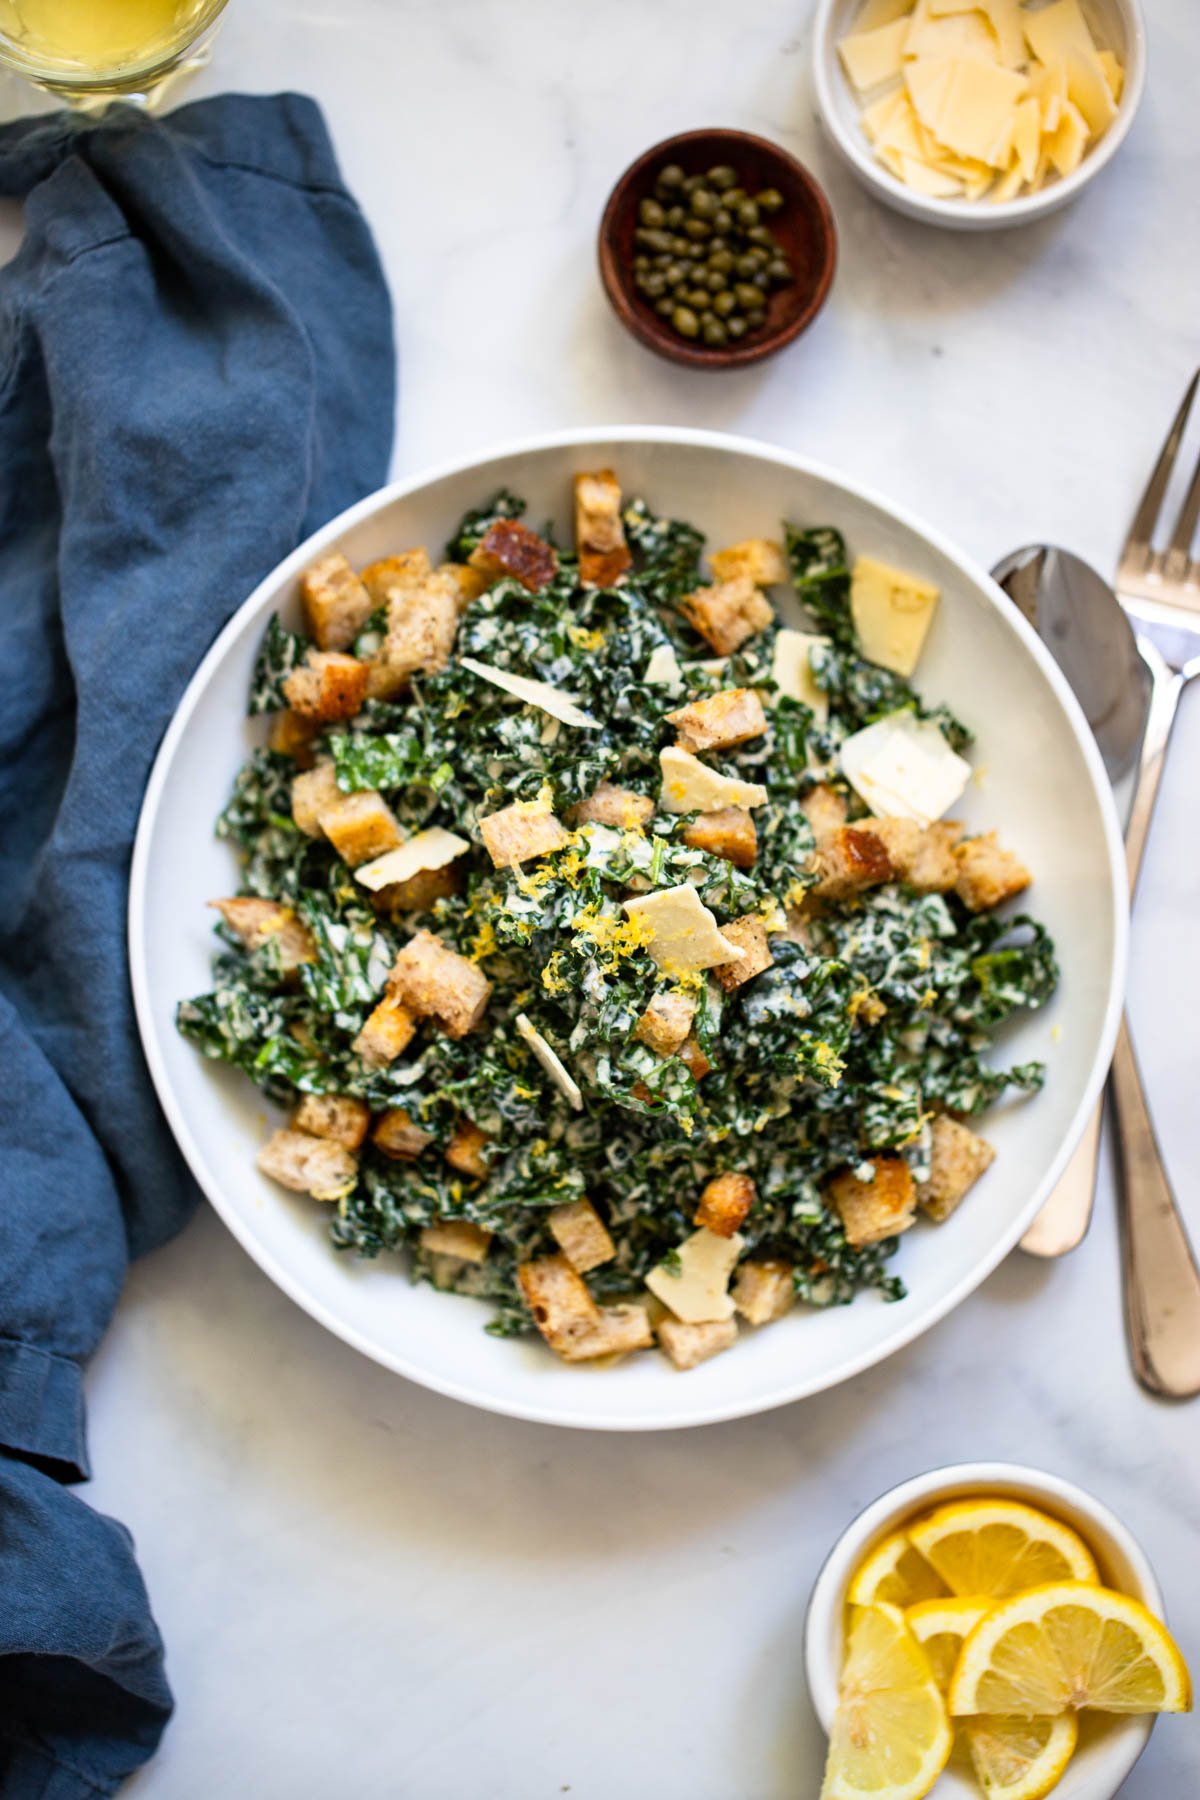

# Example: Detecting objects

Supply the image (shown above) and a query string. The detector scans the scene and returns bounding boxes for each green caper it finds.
[753,269,771,289]
[708,235,727,254]
[713,207,732,233]
[714,289,737,316]
[756,187,784,213]
[687,287,711,309]
[690,186,719,219]
[644,272,667,297]
[665,205,685,228]
[727,317,748,339]
[748,245,770,268]
[724,187,746,207]
[684,217,711,240]
[709,249,734,274]
[639,198,666,228]
[747,307,765,328]
[766,257,792,283]
[706,269,727,292]
[737,200,760,228]
[636,227,672,252]
[734,282,761,310]
[664,261,686,287]
[633,253,650,271]
[702,319,728,346]
[655,296,674,317]
[672,305,700,338]
[746,224,773,246]
[682,173,702,194]
[707,164,737,190]
[657,163,685,191]
[652,251,672,267]
[735,254,759,279]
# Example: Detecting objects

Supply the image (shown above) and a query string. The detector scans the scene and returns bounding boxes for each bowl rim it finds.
[597,128,837,368]
[803,1460,1161,1779]
[811,0,1148,229]
[129,424,1129,1432]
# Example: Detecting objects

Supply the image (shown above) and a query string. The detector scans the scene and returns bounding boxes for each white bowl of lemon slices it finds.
[805,1462,1191,1800]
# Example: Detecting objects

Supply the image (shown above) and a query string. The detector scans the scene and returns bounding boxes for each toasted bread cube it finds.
[801,783,849,842]
[267,709,321,765]
[828,1157,917,1248]
[812,826,894,901]
[547,1198,615,1273]
[479,800,571,869]
[299,551,373,651]
[257,1128,357,1199]
[388,930,492,1039]
[680,1036,712,1082]
[359,548,431,605]
[709,538,788,587]
[683,806,757,869]
[569,782,655,829]
[209,897,315,971]
[679,575,773,656]
[634,990,698,1058]
[517,1254,603,1356]
[468,519,559,593]
[918,1115,995,1223]
[711,915,773,993]
[319,790,403,867]
[656,1315,738,1371]
[292,1093,370,1151]
[282,650,368,723]
[352,993,417,1066]
[420,1218,493,1262]
[368,568,462,698]
[666,687,767,754]
[376,863,462,916]
[444,1119,491,1180]
[695,1172,756,1238]
[291,762,342,837]
[954,833,1032,911]
[372,1107,433,1161]
[732,1259,796,1326]
[560,1303,654,1363]
[439,561,489,604]
[574,469,632,588]
[871,817,962,894]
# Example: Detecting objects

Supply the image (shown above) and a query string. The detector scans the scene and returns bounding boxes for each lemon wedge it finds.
[949,1582,1193,1717]
[962,1713,1078,1799]
[906,1596,991,1691]
[909,1500,1098,1598]
[820,1603,952,1800]
[847,1530,947,1609]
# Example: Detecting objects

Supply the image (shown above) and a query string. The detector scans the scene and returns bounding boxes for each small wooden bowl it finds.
[598,128,837,370]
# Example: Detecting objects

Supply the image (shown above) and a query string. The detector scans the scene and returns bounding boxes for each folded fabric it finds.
[0,93,394,1796]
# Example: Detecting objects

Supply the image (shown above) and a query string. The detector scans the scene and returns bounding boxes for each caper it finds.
[682,173,702,194]
[706,269,727,292]
[753,269,771,289]
[747,223,773,246]
[734,282,761,310]
[756,187,784,213]
[737,200,760,228]
[658,163,685,190]
[655,296,675,317]
[748,245,770,269]
[766,257,792,282]
[708,236,727,255]
[707,164,737,190]
[633,254,650,271]
[728,317,748,340]
[652,251,672,268]
[644,272,667,297]
[724,187,746,207]
[687,288,710,309]
[672,305,700,338]
[665,205,685,228]
[748,307,765,328]
[639,198,666,228]
[684,217,712,240]
[636,227,672,252]
[690,186,720,219]
[735,254,759,279]
[664,261,687,287]
[714,289,737,316]
[709,249,734,274]
[714,207,732,233]
[702,318,728,345]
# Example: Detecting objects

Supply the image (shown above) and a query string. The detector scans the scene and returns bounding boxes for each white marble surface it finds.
[4,1,1200,1793]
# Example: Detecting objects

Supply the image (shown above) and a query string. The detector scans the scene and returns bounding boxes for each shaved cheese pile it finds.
[838,0,1124,204]
[515,1013,583,1110]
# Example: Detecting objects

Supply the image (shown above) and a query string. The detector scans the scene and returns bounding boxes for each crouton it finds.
[375,863,462,916]
[319,790,403,867]
[367,567,462,699]
[282,650,369,723]
[291,762,342,837]
[800,783,849,841]
[679,1036,712,1081]
[678,575,774,656]
[359,549,431,604]
[256,1128,357,1199]
[870,816,962,893]
[711,915,773,993]
[372,1107,433,1160]
[209,898,315,971]
[574,469,633,588]
[291,1093,370,1151]
[299,551,373,651]
[517,1254,603,1357]
[683,806,757,869]
[695,1172,756,1238]
[569,782,655,829]
[352,994,417,1066]
[828,1157,918,1248]
[666,687,768,754]
[548,1198,615,1273]
[812,826,894,901]
[420,1218,493,1262]
[918,1115,995,1223]
[479,799,571,869]
[439,561,489,604]
[634,990,697,1057]
[561,1303,654,1363]
[656,1315,738,1371]
[388,930,492,1039]
[468,519,559,593]
[732,1259,796,1326]
[444,1119,491,1180]
[708,538,788,587]
[268,709,321,765]
[954,833,1032,911]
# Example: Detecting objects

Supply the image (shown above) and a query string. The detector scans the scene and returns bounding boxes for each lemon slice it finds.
[821,1603,953,1800]
[847,1530,947,1609]
[906,1597,991,1691]
[949,1582,1193,1717]
[909,1500,1098,1598]
[963,1714,1078,1799]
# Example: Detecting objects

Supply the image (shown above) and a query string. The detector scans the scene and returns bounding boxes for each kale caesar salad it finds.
[178,469,1057,1372]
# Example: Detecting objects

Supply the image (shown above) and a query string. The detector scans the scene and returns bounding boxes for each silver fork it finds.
[1108,370,1200,1398]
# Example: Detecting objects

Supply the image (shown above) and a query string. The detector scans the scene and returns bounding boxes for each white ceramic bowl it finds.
[804,1462,1164,1796]
[812,0,1146,231]
[129,427,1127,1431]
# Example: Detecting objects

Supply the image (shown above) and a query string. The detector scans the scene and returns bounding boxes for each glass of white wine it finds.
[0,0,229,109]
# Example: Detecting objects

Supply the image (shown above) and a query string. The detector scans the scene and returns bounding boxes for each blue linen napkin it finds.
[0,93,394,1795]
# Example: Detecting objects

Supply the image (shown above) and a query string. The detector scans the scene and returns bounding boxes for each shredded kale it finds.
[248,613,307,715]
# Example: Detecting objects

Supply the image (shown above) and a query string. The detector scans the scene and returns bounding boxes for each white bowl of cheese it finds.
[813,0,1146,229]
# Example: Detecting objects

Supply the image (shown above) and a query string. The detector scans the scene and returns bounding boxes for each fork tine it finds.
[1123,368,1200,565]
[1165,440,1200,570]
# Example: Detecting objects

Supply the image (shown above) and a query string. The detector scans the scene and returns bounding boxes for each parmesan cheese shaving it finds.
[515,1013,583,1110]
[658,746,768,814]
[354,827,471,892]
[621,886,741,973]
[459,656,599,729]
